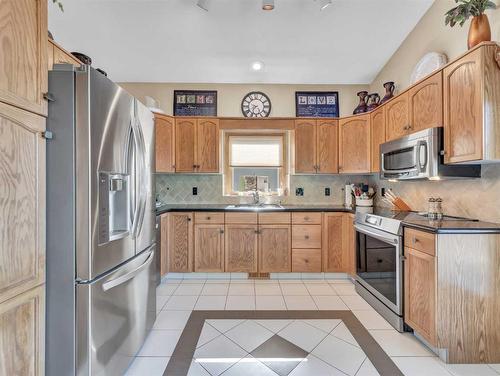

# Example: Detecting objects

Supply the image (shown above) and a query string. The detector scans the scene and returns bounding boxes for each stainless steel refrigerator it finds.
[46,64,156,376]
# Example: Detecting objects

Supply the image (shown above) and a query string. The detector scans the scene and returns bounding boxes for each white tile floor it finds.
[125,278,500,376]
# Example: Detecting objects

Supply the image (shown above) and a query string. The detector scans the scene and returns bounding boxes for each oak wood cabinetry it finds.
[0,0,48,116]
[322,213,348,272]
[443,43,500,163]
[385,92,409,142]
[258,225,291,273]
[175,118,219,173]
[167,212,194,272]
[0,285,45,376]
[155,113,175,173]
[194,224,224,272]
[160,214,169,276]
[48,39,81,70]
[408,71,443,134]
[338,114,371,173]
[224,225,259,273]
[294,119,338,174]
[370,106,385,172]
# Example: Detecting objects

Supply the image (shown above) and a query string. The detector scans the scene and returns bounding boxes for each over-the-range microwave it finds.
[380,127,481,181]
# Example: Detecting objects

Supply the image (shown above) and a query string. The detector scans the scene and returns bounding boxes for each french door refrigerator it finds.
[46,65,156,376]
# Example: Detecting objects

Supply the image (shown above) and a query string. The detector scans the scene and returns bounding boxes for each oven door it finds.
[354,224,403,315]
[380,140,428,180]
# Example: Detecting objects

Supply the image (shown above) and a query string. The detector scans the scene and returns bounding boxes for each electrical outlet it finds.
[295,187,304,196]
[192,187,198,195]
[325,187,331,196]
[381,187,385,197]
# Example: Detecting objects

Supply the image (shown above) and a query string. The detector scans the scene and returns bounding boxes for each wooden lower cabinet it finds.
[0,285,45,376]
[194,224,224,272]
[258,225,291,273]
[224,224,258,273]
[160,214,169,276]
[167,212,194,272]
[292,249,321,272]
[404,246,437,345]
[322,213,349,272]
[347,214,356,275]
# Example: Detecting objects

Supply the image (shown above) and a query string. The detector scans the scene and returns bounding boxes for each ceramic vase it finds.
[380,82,395,104]
[468,14,491,49]
[353,91,369,114]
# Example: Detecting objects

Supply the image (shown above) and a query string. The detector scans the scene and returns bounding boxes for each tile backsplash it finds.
[156,174,370,206]
[370,164,500,223]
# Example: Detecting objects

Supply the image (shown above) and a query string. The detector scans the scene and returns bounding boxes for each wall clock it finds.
[241,91,272,117]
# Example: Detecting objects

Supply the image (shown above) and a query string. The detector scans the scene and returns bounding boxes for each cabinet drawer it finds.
[292,212,322,224]
[259,212,291,224]
[225,212,258,224]
[404,228,435,256]
[195,212,225,224]
[292,225,322,248]
[292,249,321,272]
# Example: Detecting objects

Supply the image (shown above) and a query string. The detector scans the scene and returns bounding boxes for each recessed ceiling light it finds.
[317,0,332,11]
[262,0,275,11]
[252,61,264,71]
[197,0,209,11]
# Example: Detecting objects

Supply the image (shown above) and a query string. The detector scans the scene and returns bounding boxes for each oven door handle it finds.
[354,224,399,245]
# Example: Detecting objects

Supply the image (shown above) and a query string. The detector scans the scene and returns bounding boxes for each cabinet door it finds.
[338,114,370,173]
[194,225,224,272]
[370,106,385,173]
[408,71,443,133]
[294,119,317,173]
[443,47,483,163]
[404,247,436,345]
[0,285,44,376]
[385,93,409,141]
[167,212,193,272]
[160,214,169,276]
[197,118,219,173]
[155,114,175,173]
[47,41,54,71]
[0,103,45,304]
[175,119,196,172]
[317,119,338,174]
[346,214,356,276]
[225,225,258,273]
[322,213,348,272]
[0,0,48,116]
[259,225,291,273]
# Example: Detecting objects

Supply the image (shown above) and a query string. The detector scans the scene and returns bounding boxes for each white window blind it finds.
[229,136,283,167]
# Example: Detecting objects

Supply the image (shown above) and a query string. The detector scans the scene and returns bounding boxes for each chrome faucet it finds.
[251,190,260,205]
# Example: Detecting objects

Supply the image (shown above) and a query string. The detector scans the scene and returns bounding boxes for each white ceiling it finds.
[48,0,434,84]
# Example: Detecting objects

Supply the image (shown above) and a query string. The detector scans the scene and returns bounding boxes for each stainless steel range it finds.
[354,210,405,331]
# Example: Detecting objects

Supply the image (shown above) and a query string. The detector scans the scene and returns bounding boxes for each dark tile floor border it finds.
[164,310,403,376]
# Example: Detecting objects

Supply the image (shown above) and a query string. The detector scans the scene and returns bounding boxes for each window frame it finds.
[223,130,289,196]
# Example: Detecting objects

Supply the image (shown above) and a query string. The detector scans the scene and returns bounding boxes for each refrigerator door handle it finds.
[134,110,148,237]
[102,250,155,291]
[131,115,146,238]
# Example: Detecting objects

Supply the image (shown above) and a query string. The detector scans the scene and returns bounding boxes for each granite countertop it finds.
[155,204,354,215]
[155,204,500,234]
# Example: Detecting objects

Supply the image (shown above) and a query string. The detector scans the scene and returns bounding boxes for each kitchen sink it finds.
[225,204,285,211]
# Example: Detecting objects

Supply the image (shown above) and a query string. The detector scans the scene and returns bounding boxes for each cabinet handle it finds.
[412,236,419,244]
[220,229,224,234]
[305,235,310,239]
[206,216,211,220]
[187,217,192,221]
[304,216,310,221]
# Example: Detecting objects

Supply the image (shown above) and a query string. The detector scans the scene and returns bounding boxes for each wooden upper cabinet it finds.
[404,246,437,345]
[370,106,385,173]
[194,224,224,272]
[259,225,291,273]
[51,41,81,68]
[294,119,317,173]
[155,114,175,173]
[385,92,409,142]
[338,114,371,173]
[225,224,258,273]
[0,0,48,116]
[47,41,54,71]
[317,119,338,174]
[175,118,196,172]
[0,103,46,304]
[197,118,219,173]
[408,71,443,133]
[443,47,484,163]
[322,213,348,272]
[167,212,193,272]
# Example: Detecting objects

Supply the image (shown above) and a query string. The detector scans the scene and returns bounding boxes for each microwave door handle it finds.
[415,141,428,173]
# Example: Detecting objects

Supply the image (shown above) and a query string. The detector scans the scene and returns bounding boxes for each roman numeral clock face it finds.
[241,91,271,117]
